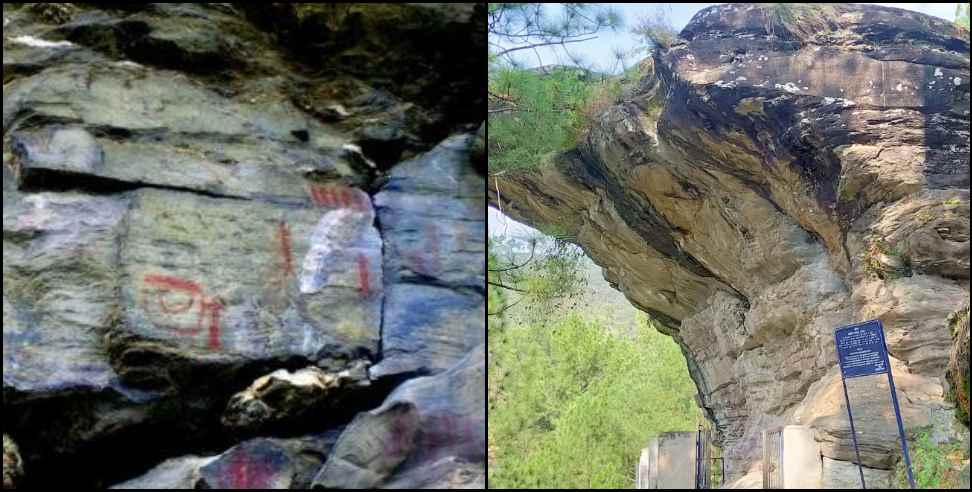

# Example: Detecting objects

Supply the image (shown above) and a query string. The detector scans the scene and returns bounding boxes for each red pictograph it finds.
[308,184,369,211]
[225,451,274,489]
[357,253,371,299]
[405,223,442,277]
[143,274,223,349]
[277,221,294,278]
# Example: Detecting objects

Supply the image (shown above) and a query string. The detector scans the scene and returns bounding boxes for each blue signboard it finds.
[833,319,915,489]
[835,320,889,378]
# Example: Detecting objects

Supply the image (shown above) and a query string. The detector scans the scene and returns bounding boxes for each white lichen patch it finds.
[823,97,836,105]
[775,82,802,94]
[954,77,962,86]
[895,83,904,92]
[299,208,373,295]
[934,67,943,78]
[10,35,76,49]
[736,76,747,81]
[714,80,737,88]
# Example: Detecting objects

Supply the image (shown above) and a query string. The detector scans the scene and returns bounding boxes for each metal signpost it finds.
[834,320,916,489]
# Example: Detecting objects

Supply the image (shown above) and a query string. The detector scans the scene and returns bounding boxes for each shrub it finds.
[631,8,678,50]
[893,430,968,489]
[488,67,592,173]
[488,313,700,488]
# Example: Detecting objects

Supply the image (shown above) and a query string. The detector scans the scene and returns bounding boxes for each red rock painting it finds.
[357,253,371,299]
[307,184,369,212]
[142,274,223,349]
[404,223,443,277]
[277,221,294,278]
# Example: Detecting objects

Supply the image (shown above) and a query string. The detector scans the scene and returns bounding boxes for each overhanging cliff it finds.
[489,3,970,485]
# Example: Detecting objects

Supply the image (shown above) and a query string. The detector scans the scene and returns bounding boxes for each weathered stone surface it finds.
[3,435,24,490]
[110,188,382,389]
[109,456,215,490]
[380,456,486,489]
[488,2,969,485]
[3,191,127,395]
[313,345,485,488]
[792,360,948,468]
[372,136,486,380]
[110,433,340,490]
[947,305,971,424]
[223,362,371,433]
[820,457,892,489]
[5,64,354,200]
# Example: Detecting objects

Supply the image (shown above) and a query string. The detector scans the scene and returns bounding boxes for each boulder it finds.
[110,433,340,490]
[821,457,892,489]
[223,362,371,433]
[372,136,486,381]
[313,345,485,488]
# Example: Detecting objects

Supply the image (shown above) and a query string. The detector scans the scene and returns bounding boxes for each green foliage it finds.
[943,197,963,207]
[861,238,910,280]
[488,67,594,173]
[631,6,678,50]
[893,430,968,489]
[763,3,840,40]
[956,3,971,30]
[488,231,588,328]
[488,237,507,333]
[488,313,700,488]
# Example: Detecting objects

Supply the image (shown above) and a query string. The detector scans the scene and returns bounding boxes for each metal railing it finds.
[762,428,784,489]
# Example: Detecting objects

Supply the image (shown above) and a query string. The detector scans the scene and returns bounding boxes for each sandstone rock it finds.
[110,188,382,389]
[947,305,971,424]
[6,64,355,200]
[372,136,486,380]
[3,435,24,490]
[109,456,215,490]
[313,345,485,488]
[380,456,486,489]
[821,457,892,489]
[223,362,371,433]
[110,433,340,490]
[488,2,969,484]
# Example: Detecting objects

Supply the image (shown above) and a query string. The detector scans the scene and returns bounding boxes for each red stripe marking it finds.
[278,222,294,277]
[338,188,350,208]
[144,274,202,294]
[323,188,334,207]
[204,298,223,350]
[357,254,371,298]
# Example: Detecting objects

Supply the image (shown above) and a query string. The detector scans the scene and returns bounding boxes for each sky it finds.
[489,2,965,240]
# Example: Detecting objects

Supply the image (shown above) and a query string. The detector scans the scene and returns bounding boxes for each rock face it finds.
[488,3,969,484]
[110,433,342,490]
[948,305,971,423]
[313,345,485,488]
[3,2,483,488]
